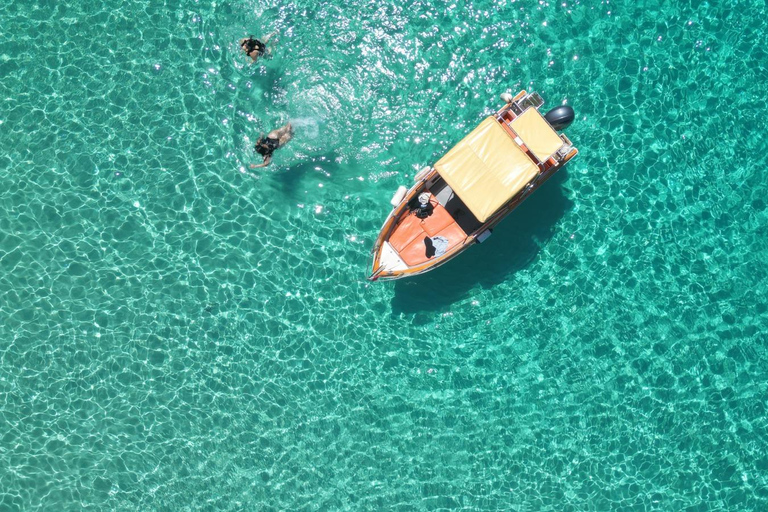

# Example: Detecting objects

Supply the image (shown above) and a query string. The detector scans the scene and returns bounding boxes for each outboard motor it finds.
[544,105,575,131]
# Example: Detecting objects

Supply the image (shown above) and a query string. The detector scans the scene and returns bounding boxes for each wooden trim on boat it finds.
[369,90,578,281]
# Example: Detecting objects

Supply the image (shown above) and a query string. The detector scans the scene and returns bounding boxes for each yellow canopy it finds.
[509,108,564,162]
[434,117,539,223]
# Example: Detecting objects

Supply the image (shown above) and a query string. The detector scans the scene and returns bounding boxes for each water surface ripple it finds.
[1,0,767,509]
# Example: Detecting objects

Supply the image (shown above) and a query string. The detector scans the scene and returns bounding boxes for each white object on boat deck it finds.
[390,186,407,207]
[500,92,513,103]
[379,241,407,271]
[414,166,431,182]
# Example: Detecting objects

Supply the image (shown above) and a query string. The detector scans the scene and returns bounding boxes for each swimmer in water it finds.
[239,32,277,63]
[251,122,293,168]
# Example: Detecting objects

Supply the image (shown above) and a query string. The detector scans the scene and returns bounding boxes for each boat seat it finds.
[389,197,448,252]
[389,194,467,264]
[398,222,466,266]
[422,204,454,237]
[389,213,423,253]
[433,184,455,206]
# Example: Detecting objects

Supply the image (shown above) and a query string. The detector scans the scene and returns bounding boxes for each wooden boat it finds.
[368,90,578,281]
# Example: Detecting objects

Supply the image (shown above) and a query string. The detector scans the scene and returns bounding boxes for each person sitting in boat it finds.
[239,32,276,62]
[251,122,293,168]
[413,192,434,219]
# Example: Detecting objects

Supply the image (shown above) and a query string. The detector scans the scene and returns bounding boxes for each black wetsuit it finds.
[243,37,265,57]
[255,137,280,157]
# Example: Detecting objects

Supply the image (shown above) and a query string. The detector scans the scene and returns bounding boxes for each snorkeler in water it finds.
[239,32,277,63]
[251,122,293,168]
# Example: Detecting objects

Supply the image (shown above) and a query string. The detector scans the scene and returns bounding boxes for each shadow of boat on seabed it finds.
[390,169,574,314]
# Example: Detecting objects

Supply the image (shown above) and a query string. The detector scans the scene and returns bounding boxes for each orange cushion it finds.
[399,223,468,266]
[435,223,467,251]
[422,204,454,237]
[389,195,467,264]
[399,235,429,266]
[389,213,424,252]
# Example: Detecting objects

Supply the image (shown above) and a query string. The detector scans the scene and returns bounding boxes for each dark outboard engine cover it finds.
[544,105,575,131]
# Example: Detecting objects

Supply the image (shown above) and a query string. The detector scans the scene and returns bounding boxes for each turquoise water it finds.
[1,0,767,509]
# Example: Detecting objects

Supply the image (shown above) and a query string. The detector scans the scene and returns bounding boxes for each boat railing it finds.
[509,91,544,115]
[556,144,572,160]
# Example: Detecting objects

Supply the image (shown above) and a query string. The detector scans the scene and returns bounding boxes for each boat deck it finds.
[388,194,467,266]
[429,180,484,234]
